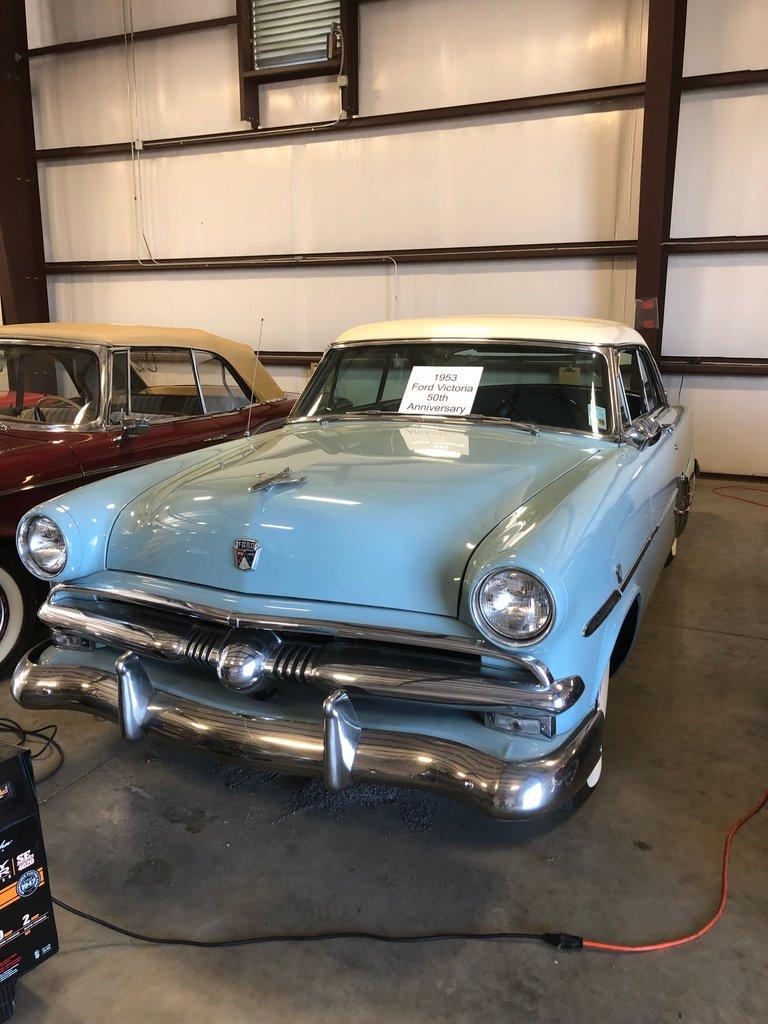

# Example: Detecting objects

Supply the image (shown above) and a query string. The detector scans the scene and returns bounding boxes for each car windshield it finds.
[0,344,101,427]
[292,341,613,435]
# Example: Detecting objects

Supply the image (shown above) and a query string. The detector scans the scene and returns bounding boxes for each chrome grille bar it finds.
[39,584,582,722]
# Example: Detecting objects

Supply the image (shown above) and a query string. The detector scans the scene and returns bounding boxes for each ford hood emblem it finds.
[234,538,260,571]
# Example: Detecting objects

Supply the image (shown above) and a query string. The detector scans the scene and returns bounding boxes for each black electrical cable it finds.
[0,717,65,782]
[50,897,567,949]
[50,787,767,955]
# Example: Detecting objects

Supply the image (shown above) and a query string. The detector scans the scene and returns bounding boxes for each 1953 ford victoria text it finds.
[12,317,695,819]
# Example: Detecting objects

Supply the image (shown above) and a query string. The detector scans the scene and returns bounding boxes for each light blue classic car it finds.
[12,317,695,819]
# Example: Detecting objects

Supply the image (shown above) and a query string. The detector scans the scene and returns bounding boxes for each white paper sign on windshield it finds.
[398,366,484,417]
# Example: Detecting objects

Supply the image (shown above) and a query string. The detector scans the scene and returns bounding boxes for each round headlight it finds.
[472,568,553,644]
[19,515,67,577]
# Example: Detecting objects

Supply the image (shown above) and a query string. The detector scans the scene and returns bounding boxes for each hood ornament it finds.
[248,466,306,494]
[234,538,260,571]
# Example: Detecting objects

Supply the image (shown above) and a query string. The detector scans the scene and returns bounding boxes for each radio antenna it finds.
[245,317,265,438]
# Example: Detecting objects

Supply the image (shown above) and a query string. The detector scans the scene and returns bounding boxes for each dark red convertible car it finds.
[0,322,293,673]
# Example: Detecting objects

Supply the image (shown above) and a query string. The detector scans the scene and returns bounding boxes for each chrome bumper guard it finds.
[13,644,603,820]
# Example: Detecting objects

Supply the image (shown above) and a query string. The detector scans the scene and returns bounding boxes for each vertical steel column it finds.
[235,0,259,126]
[634,0,688,357]
[0,0,48,323]
[340,0,360,117]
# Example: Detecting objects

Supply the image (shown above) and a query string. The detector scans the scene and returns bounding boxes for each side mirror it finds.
[116,414,151,445]
[626,415,662,450]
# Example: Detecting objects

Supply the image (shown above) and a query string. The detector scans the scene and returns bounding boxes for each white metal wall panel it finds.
[26,0,234,49]
[359,0,648,115]
[27,0,649,149]
[39,108,637,262]
[31,26,245,150]
[259,78,341,128]
[672,89,768,239]
[684,0,768,76]
[47,258,631,352]
[662,375,768,476]
[664,254,768,359]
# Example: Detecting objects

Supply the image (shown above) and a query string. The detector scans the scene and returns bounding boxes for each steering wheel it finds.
[30,394,83,423]
[495,387,582,426]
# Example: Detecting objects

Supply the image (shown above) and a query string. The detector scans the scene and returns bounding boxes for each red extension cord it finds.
[583,483,768,951]
[581,788,767,952]
[712,484,768,509]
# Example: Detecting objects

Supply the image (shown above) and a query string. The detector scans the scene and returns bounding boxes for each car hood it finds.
[106,420,600,615]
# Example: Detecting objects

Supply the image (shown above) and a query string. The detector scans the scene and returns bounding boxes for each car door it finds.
[617,345,684,568]
[81,347,246,481]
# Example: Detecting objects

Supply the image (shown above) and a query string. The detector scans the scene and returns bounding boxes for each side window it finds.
[193,351,251,413]
[129,348,203,420]
[619,348,651,420]
[637,348,666,412]
[109,349,129,423]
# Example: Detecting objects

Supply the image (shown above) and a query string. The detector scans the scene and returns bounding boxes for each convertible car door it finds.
[81,348,245,482]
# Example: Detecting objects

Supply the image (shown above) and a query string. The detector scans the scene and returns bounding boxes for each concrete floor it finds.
[2,476,766,1024]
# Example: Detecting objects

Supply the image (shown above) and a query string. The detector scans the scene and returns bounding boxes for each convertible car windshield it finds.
[293,341,613,434]
[0,344,101,426]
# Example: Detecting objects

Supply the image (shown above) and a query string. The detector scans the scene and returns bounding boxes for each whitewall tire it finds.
[0,550,44,678]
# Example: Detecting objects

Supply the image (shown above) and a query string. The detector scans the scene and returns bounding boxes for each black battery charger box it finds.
[0,742,57,1014]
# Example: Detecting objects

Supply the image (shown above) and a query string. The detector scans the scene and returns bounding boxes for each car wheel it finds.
[0,549,45,678]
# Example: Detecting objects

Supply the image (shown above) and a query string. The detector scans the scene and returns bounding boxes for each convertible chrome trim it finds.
[44,583,556,686]
[13,644,603,820]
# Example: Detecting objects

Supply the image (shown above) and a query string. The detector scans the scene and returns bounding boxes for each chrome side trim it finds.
[45,584,555,686]
[13,644,603,820]
[582,520,660,637]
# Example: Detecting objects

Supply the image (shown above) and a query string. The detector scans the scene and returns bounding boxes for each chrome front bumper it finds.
[13,643,603,820]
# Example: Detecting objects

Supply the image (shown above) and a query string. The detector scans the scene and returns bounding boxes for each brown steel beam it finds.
[666,235,768,254]
[271,351,768,377]
[0,0,48,323]
[28,16,237,56]
[340,0,360,117]
[681,68,768,91]
[243,58,341,84]
[44,239,637,275]
[660,356,768,377]
[35,82,645,161]
[259,351,322,367]
[235,0,258,126]
[634,0,688,358]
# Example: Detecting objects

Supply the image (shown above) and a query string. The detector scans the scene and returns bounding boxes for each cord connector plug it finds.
[543,932,583,950]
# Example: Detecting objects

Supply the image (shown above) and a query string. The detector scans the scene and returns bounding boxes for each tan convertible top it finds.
[0,322,284,402]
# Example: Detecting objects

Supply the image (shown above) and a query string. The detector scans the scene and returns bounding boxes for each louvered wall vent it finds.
[252,0,341,69]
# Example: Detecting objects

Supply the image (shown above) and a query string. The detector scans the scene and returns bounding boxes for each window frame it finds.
[615,344,668,427]
[192,349,255,414]
[290,337,617,437]
[235,0,359,126]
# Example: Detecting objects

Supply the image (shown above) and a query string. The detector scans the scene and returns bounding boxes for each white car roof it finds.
[335,316,645,348]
